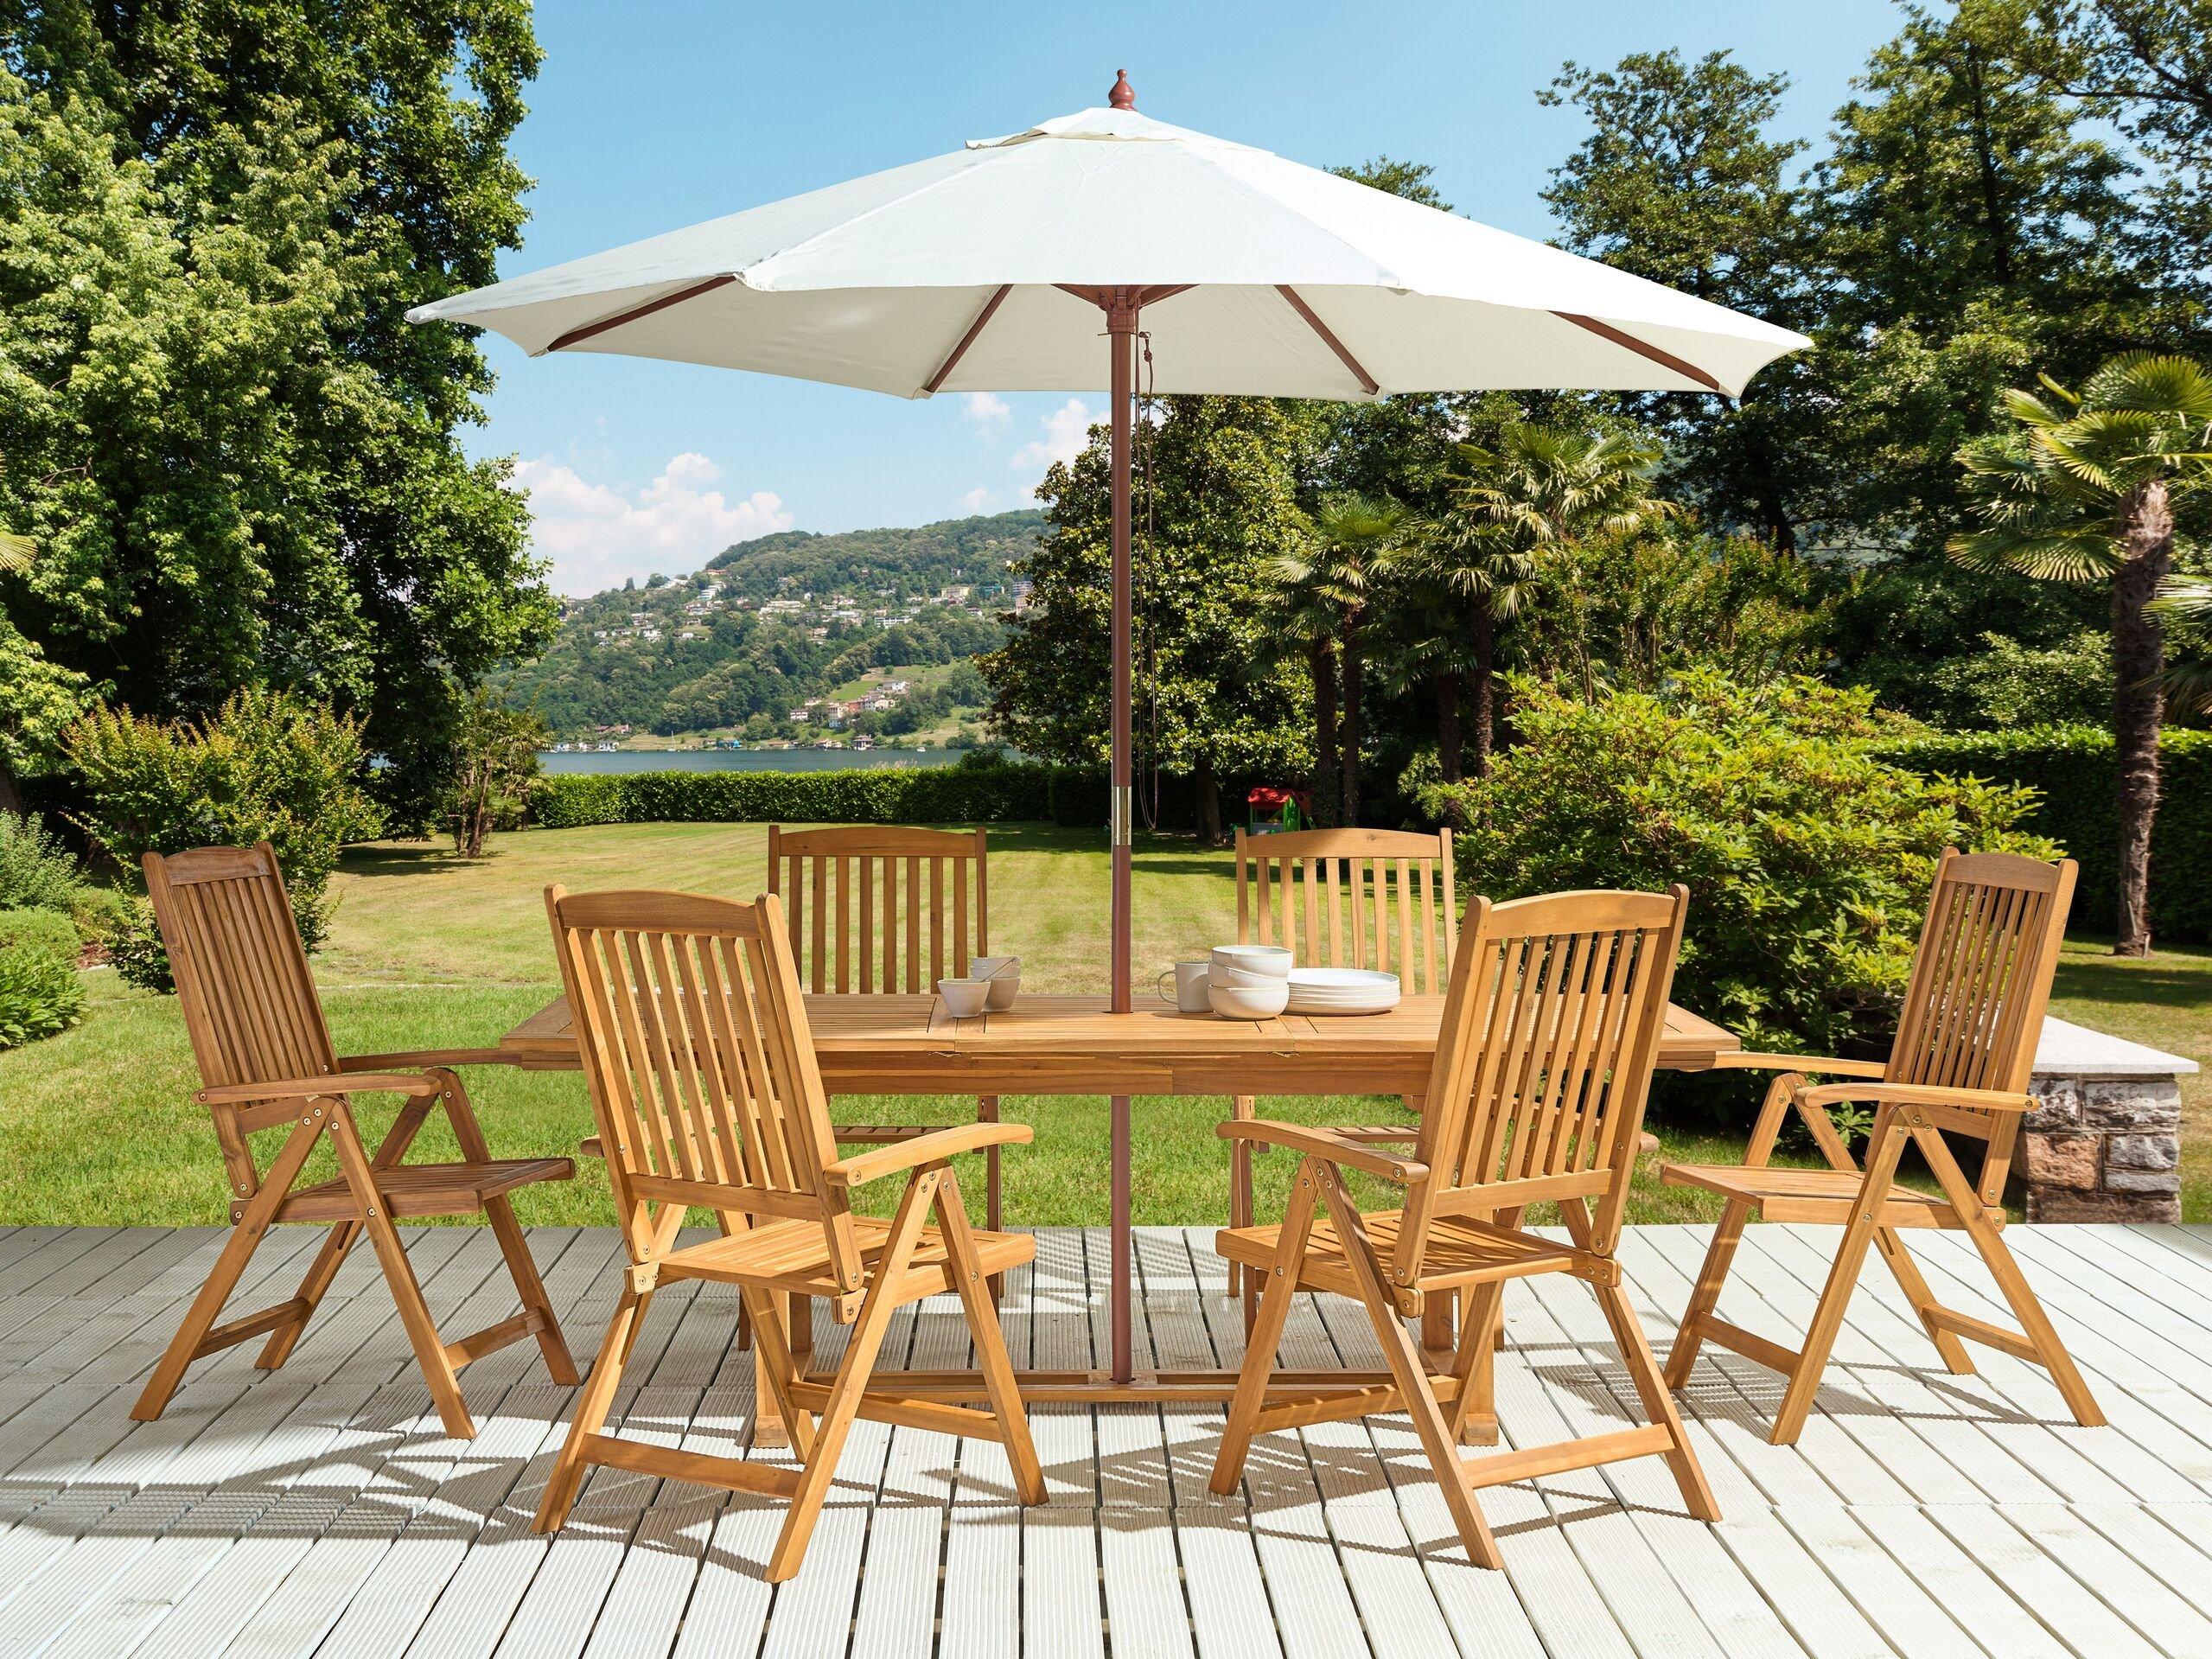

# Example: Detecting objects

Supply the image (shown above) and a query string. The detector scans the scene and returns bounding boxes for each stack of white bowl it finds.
[1208,944,1291,1018]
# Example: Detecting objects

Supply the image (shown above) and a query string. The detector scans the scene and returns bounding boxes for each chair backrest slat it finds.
[549,887,855,1272]
[1884,850,2075,1203]
[145,842,337,1094]
[1234,826,1457,995]
[769,825,986,995]
[1393,887,1687,1282]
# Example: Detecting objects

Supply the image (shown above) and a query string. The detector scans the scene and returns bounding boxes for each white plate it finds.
[1284,967,1399,1015]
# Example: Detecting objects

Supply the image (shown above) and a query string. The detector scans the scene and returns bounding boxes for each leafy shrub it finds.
[1417,672,2056,1078]
[62,686,384,966]
[0,811,84,913]
[1918,631,2112,731]
[0,905,81,962]
[1878,724,2212,941]
[0,941,85,1049]
[103,897,174,993]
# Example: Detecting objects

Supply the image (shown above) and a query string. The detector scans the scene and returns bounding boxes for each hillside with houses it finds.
[498,510,1040,748]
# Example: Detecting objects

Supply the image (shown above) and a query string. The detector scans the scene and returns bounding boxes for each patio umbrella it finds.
[411,70,1807,1379]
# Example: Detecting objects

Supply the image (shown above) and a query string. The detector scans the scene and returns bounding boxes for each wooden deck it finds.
[3,1220,2210,1657]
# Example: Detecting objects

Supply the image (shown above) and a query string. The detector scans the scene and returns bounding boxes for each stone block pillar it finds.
[2018,1018,2194,1224]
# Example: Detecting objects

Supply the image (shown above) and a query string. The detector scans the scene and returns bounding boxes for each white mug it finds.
[1157,960,1211,1013]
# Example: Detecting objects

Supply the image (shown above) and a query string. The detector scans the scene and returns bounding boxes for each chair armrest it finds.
[1797,1081,2031,1114]
[824,1121,1034,1188]
[1216,1120,1428,1184]
[1712,1050,1890,1079]
[338,1049,516,1071]
[195,1072,441,1107]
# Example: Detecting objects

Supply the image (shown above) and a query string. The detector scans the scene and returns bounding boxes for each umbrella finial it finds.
[1108,68,1136,110]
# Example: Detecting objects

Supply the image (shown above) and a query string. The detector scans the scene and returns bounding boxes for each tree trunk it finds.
[1195,750,1223,846]
[1308,638,1340,827]
[0,765,22,820]
[1469,604,1495,780]
[1435,670,1463,784]
[2111,481,2172,957]
[1340,614,1364,826]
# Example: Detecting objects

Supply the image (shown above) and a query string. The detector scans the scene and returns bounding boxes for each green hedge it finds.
[527,758,1293,835]
[1878,726,2212,942]
[532,758,1077,831]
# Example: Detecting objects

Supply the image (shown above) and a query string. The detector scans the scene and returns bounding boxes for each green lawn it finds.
[3,822,2203,1228]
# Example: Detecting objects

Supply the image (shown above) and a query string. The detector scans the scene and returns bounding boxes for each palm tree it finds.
[1420,424,1673,772]
[1262,549,1342,826]
[2155,572,2212,716]
[1951,353,2212,957]
[1387,540,1528,782]
[1268,495,1406,825]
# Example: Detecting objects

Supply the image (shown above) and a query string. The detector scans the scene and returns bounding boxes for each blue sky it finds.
[475,0,1906,596]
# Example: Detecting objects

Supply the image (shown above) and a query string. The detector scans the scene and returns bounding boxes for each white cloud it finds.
[508,451,794,594]
[1010,398,1094,479]
[960,486,996,513]
[961,392,1011,428]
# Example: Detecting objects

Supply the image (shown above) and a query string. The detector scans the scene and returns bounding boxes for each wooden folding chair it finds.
[1224,826,1456,1298]
[135,843,577,1439]
[538,885,1043,1581]
[1660,850,2101,1445]
[1210,886,1717,1569]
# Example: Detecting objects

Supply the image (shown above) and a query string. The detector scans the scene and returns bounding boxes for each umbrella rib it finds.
[542,275,737,355]
[1276,285,1379,396]
[922,284,1014,394]
[1551,312,1723,393]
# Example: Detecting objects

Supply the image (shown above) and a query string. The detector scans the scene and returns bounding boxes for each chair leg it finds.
[1592,1277,1720,1520]
[1449,1281,1504,1447]
[979,1095,1004,1305]
[256,1221,357,1371]
[766,1169,940,1583]
[534,1283,644,1531]
[1210,1159,1321,1495]
[1909,1123,2104,1428]
[1319,1171,1502,1570]
[1664,1196,1753,1390]
[483,1193,579,1386]
[739,1285,818,1459]
[1871,1225,1975,1375]
[328,1102,473,1439]
[1769,1111,1912,1445]
[1227,1094,1256,1297]
[935,1168,1045,1504]
[135,1112,324,1422]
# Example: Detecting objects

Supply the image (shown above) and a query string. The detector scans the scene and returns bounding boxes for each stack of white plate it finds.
[1284,967,1399,1015]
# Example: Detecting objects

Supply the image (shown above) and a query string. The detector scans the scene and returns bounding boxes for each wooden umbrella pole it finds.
[1107,291,1137,1381]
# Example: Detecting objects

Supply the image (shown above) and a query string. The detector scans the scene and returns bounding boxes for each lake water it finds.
[539,746,966,775]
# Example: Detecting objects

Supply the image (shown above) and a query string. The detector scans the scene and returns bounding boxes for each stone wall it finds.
[2021,1072,2183,1223]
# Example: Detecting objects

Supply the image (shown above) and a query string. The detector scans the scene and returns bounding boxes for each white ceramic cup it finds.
[937,978,990,1018]
[1156,960,1211,1013]
[1210,944,1291,978]
[972,954,1021,1011]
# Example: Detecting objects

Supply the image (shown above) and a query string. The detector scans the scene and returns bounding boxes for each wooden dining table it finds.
[500,989,1739,1432]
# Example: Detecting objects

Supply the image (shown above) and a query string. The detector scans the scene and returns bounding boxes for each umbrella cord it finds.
[1135,329,1162,835]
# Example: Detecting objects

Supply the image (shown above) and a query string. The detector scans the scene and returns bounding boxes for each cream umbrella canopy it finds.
[411,70,1806,1380]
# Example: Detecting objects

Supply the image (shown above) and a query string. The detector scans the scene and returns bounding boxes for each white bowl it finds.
[972,954,1021,1011]
[1210,944,1291,978]
[1208,961,1284,990]
[937,977,991,1018]
[1209,979,1290,1020]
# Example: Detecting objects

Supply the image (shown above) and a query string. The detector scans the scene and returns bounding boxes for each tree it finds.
[0,526,89,815]
[999,398,1316,827]
[1399,515,1533,780]
[1950,353,2212,954]
[447,688,546,858]
[983,398,1313,840]
[0,6,554,823]
[1541,49,1817,549]
[1427,423,1675,757]
[1267,496,1406,824]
